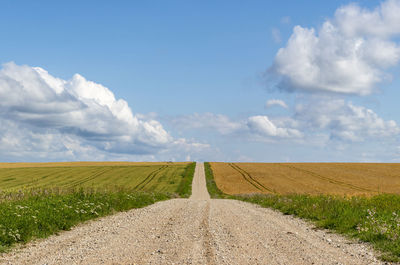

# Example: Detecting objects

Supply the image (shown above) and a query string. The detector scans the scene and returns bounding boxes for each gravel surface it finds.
[1,162,386,264]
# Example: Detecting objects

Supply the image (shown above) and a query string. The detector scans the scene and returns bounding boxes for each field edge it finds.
[205,162,400,262]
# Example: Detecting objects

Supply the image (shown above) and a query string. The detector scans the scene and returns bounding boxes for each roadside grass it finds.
[176,162,196,198]
[236,194,400,262]
[0,162,196,252]
[0,189,170,252]
[205,162,400,262]
[204,162,227,199]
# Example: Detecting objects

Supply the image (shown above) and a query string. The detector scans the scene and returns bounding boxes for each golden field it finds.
[210,162,400,196]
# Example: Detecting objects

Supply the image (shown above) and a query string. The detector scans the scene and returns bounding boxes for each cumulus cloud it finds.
[170,113,302,140]
[0,119,108,161]
[170,97,399,146]
[270,0,400,95]
[254,98,400,142]
[247,115,302,138]
[294,99,400,141]
[335,1,400,38]
[265,99,288,109]
[0,62,176,160]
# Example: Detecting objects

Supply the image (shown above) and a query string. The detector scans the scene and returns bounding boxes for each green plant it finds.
[0,189,170,252]
[204,162,227,199]
[176,162,196,198]
[235,193,400,262]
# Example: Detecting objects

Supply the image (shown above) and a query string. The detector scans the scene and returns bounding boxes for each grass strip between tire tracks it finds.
[205,162,400,262]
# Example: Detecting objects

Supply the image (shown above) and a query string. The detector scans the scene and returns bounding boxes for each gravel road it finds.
[1,162,385,264]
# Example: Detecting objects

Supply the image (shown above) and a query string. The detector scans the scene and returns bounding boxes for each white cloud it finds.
[0,119,106,161]
[0,62,175,160]
[170,97,399,147]
[169,138,210,151]
[255,98,400,143]
[270,0,400,95]
[170,113,242,135]
[170,113,302,140]
[265,99,288,109]
[294,99,400,141]
[335,0,400,38]
[247,115,302,138]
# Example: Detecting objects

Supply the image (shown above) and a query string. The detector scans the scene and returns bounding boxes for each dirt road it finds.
[1,163,383,264]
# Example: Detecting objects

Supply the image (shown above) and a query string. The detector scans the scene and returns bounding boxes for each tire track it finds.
[1,162,384,265]
[65,167,115,189]
[201,202,215,265]
[229,163,273,193]
[278,164,375,193]
[134,165,168,190]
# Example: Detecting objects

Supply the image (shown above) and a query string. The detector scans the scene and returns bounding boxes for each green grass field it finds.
[0,162,196,251]
[0,163,190,194]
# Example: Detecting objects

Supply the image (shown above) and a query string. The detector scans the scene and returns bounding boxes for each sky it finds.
[1,0,400,162]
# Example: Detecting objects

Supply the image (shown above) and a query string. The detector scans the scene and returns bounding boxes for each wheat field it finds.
[0,162,190,193]
[210,162,400,196]
[0,161,187,168]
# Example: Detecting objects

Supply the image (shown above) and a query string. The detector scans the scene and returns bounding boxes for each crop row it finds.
[0,163,190,193]
[209,162,400,195]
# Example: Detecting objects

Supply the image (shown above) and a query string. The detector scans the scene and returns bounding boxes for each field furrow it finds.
[279,164,375,193]
[64,167,116,189]
[134,166,168,191]
[229,163,273,193]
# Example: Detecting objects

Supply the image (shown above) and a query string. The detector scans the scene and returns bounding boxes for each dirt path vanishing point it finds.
[1,162,386,264]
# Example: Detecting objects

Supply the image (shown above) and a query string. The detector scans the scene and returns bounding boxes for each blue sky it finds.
[1,0,400,162]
